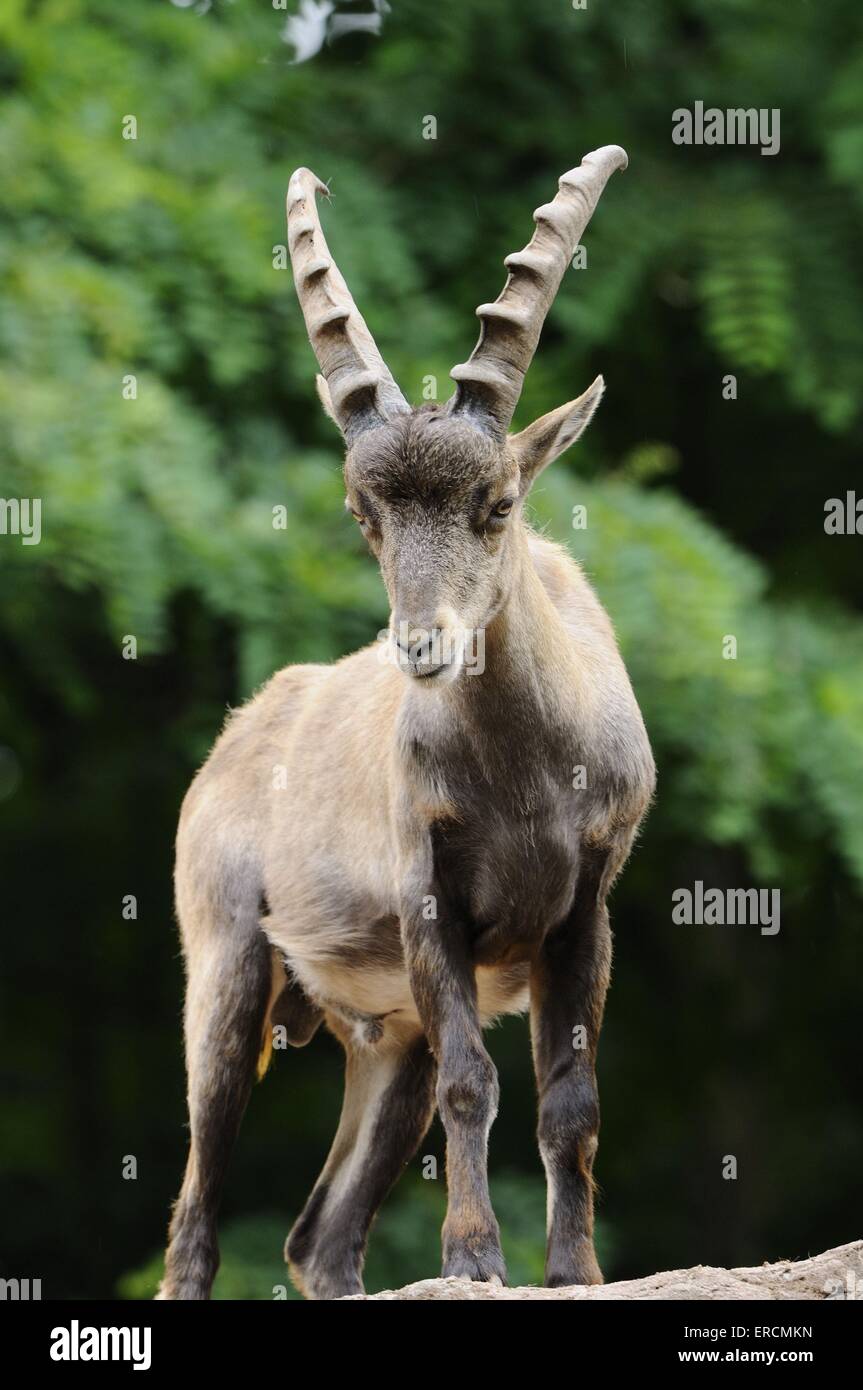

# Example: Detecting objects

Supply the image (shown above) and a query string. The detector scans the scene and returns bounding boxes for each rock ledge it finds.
[343,1240,863,1300]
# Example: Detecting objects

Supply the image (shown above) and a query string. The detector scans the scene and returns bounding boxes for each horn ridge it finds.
[287,168,409,440]
[448,145,628,437]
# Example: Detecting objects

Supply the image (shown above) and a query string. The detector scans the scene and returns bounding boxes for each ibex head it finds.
[287,147,627,684]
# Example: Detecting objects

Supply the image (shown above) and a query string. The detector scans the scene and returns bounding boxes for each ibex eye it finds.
[350,510,366,525]
[492,498,514,519]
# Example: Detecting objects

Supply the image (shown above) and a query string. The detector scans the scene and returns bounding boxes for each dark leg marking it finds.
[159,922,271,1300]
[286,1032,436,1299]
[403,903,506,1286]
[530,848,614,1288]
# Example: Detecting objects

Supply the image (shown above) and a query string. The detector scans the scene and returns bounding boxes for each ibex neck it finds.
[450,524,572,726]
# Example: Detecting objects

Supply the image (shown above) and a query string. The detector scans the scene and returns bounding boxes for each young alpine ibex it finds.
[160,145,655,1300]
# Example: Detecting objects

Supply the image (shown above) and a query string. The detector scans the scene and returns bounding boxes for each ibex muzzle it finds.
[160,147,655,1301]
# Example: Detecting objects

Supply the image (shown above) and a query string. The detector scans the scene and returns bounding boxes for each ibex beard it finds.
[159,146,655,1300]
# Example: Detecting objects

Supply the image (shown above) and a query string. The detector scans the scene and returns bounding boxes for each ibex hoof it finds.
[442,1236,507,1286]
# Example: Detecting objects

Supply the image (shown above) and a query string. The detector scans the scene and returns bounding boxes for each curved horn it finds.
[287,168,410,440]
[448,145,628,438]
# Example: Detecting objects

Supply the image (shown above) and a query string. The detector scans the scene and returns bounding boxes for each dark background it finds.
[1,0,861,1298]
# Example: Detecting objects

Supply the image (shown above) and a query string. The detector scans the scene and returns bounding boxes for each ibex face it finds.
[287,147,627,682]
[343,387,608,681]
[344,412,516,682]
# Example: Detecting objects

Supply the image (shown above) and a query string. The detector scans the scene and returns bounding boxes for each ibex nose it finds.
[391,613,456,679]
[394,623,444,670]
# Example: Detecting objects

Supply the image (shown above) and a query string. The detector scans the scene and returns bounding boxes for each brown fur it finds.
[160,155,653,1299]
[159,401,654,1299]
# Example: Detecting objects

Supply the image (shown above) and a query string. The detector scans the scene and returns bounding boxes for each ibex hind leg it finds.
[286,1027,436,1300]
[158,894,271,1301]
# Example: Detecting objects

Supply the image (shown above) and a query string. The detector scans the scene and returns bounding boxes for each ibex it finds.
[160,145,655,1300]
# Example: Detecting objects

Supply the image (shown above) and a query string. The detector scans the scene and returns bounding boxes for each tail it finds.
[256,1028,275,1081]
[255,948,283,1081]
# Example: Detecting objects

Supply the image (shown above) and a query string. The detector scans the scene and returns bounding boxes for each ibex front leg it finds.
[530,849,614,1287]
[401,874,506,1285]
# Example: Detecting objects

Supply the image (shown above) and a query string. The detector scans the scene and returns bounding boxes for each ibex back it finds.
[160,146,655,1299]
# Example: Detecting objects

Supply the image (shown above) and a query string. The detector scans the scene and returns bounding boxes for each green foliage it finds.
[534,473,863,887]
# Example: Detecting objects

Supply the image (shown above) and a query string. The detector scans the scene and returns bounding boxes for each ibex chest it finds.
[421,754,584,960]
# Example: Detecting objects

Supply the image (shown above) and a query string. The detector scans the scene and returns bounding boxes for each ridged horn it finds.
[287,168,410,441]
[448,145,628,437]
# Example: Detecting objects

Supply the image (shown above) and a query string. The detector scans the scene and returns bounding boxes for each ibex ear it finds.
[315,373,341,430]
[511,375,605,490]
